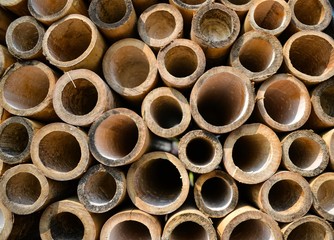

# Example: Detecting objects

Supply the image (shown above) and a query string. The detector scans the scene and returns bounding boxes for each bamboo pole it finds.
[218,0,253,18]
[322,128,334,169]
[0,8,15,46]
[0,45,15,77]
[0,0,29,16]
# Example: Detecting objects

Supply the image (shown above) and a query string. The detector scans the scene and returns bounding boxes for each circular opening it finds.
[145,10,176,40]
[232,134,271,172]
[150,96,183,129]
[320,85,334,118]
[50,212,84,240]
[3,66,49,110]
[268,180,303,212]
[254,1,285,30]
[12,22,39,52]
[201,177,232,209]
[95,114,139,160]
[287,222,326,240]
[239,38,274,72]
[61,79,98,116]
[230,219,273,240]
[0,123,29,157]
[0,209,4,231]
[197,73,246,126]
[200,9,232,42]
[186,138,214,166]
[317,180,334,214]
[39,131,81,172]
[294,0,324,25]
[96,0,126,23]
[30,0,67,16]
[164,46,198,78]
[109,221,151,240]
[227,0,251,5]
[6,172,41,205]
[47,18,92,61]
[170,222,208,240]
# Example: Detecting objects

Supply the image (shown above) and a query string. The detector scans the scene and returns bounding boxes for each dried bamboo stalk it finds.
[0,0,29,16]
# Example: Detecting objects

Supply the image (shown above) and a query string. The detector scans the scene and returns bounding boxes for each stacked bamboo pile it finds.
[0,0,334,239]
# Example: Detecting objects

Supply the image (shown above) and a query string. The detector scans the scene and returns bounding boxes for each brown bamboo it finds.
[219,0,253,18]
[0,45,15,77]
[323,128,334,169]
[0,8,15,46]
[132,0,158,14]
[0,0,29,16]
[0,201,12,240]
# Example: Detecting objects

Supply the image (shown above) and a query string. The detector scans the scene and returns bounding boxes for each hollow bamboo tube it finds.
[0,201,12,240]
[0,8,15,46]
[132,0,158,14]
[28,0,88,25]
[77,164,126,213]
[191,3,240,60]
[229,30,283,82]
[281,130,329,177]
[223,123,281,184]
[127,151,189,215]
[194,170,238,218]
[141,87,191,138]
[0,45,15,77]
[178,130,222,174]
[138,3,183,50]
[6,16,45,60]
[283,30,334,85]
[323,128,334,169]
[255,73,311,132]
[89,0,137,41]
[89,108,150,167]
[43,14,106,72]
[103,38,158,102]
[0,61,59,121]
[157,38,206,89]
[281,215,334,240]
[190,66,255,134]
[219,0,253,18]
[0,0,29,16]
[217,205,283,240]
[53,69,116,127]
[162,208,217,240]
[100,209,162,240]
[250,171,313,222]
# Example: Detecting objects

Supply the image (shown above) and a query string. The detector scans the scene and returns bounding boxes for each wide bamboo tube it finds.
[0,8,15,46]
[43,14,106,72]
[162,208,217,240]
[0,0,29,16]
[223,123,281,184]
[219,0,253,18]
[0,201,12,240]
[0,45,15,76]
[0,61,59,121]
[141,87,191,138]
[53,69,116,127]
[255,73,311,132]
[100,209,161,240]
[323,128,334,169]
[103,38,158,103]
[89,0,137,41]
[190,66,255,134]
[127,151,189,215]
[250,171,313,222]
[194,170,238,218]
[229,30,283,82]
[281,130,329,177]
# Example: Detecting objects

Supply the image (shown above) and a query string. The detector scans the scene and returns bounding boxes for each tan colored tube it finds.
[255,73,311,132]
[229,30,283,82]
[281,130,329,177]
[43,14,106,72]
[283,31,334,85]
[77,164,126,213]
[127,151,189,215]
[219,0,253,18]
[100,209,161,240]
[132,0,158,14]
[53,69,116,127]
[194,170,238,218]
[0,0,29,16]
[0,8,14,46]
[323,128,334,169]
[190,66,255,134]
[0,201,12,240]
[103,38,158,102]
[0,45,15,77]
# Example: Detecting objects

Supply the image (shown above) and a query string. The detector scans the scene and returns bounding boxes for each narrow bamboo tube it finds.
[28,0,88,25]
[281,215,334,240]
[43,14,106,72]
[255,73,311,132]
[77,164,126,213]
[53,69,116,127]
[0,45,15,77]
[0,117,42,165]
[89,0,137,41]
[194,170,238,218]
[219,0,253,18]
[89,108,150,167]
[0,201,12,240]
[157,38,206,89]
[250,171,313,222]
[0,8,15,46]
[283,31,334,85]
[190,66,255,134]
[223,123,281,184]
[103,38,158,102]
[323,128,334,169]
[100,209,161,240]
[281,130,329,177]
[0,61,59,121]
[127,151,189,215]
[0,0,29,16]
[178,130,222,174]
[138,3,183,50]
[132,0,158,14]
[191,3,240,60]
[162,208,217,240]
[141,87,191,138]
[6,16,45,60]
[229,30,283,82]
[217,205,283,240]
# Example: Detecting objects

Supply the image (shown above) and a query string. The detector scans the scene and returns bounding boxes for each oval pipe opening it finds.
[293,0,325,25]
[0,123,29,157]
[254,1,285,30]
[170,222,209,240]
[145,10,176,40]
[186,138,215,166]
[50,212,84,240]
[29,0,67,16]
[108,221,151,240]
[201,177,232,209]
[230,219,273,240]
